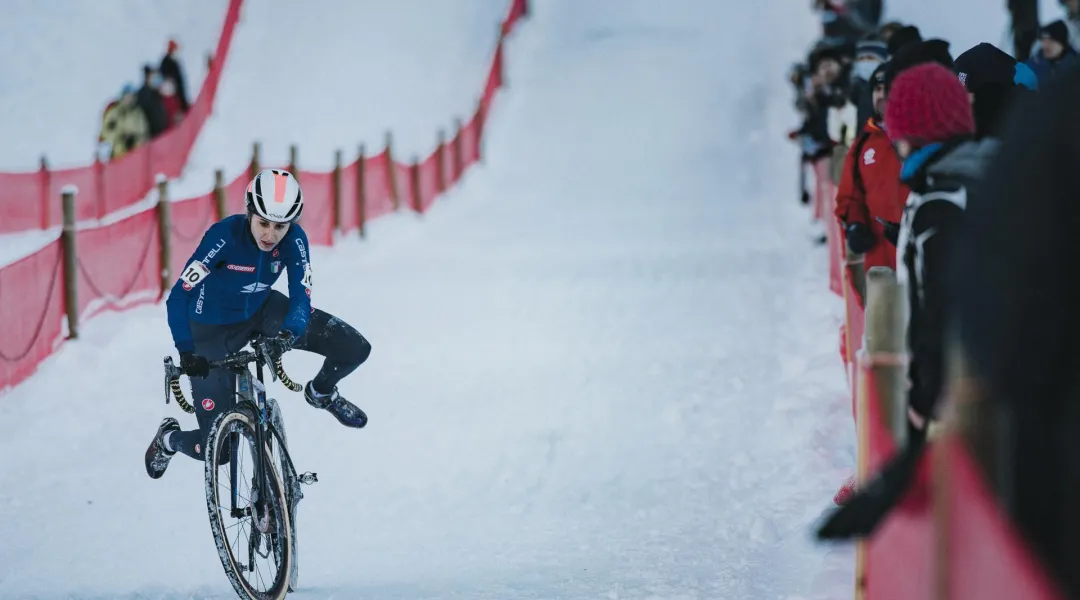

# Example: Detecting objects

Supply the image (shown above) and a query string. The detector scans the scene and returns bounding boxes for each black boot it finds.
[304,381,367,429]
[145,417,180,479]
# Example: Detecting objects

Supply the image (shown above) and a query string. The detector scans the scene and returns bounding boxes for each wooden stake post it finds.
[853,266,907,600]
[155,175,173,295]
[213,169,227,220]
[357,145,367,238]
[60,186,79,339]
[333,149,343,233]
[410,156,422,213]
[385,131,400,211]
[435,130,446,193]
[864,266,907,443]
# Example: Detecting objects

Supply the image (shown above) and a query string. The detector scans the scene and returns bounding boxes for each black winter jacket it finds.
[896,138,999,420]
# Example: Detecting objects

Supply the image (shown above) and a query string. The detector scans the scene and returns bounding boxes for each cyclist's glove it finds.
[180,351,210,378]
[266,331,295,360]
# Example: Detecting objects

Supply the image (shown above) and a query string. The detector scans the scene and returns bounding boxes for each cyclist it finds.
[145,168,371,479]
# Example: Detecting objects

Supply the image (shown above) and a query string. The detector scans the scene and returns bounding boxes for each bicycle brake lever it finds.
[163,356,180,404]
[256,342,280,383]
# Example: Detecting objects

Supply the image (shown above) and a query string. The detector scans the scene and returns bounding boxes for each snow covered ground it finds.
[2,0,1040,598]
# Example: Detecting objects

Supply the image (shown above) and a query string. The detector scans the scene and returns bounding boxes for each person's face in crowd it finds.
[816,57,841,85]
[1042,36,1065,60]
[853,55,883,81]
[873,82,887,116]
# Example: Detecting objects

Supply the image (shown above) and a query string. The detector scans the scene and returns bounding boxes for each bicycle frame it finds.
[164,335,307,525]
[231,351,311,518]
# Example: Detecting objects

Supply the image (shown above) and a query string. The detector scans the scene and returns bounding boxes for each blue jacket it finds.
[1025,49,1077,86]
[166,214,312,353]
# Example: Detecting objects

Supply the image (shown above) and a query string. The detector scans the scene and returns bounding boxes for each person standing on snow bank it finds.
[887,62,994,441]
[1026,20,1078,85]
[136,64,169,139]
[144,169,371,480]
[834,62,908,272]
[849,39,889,136]
[99,84,149,160]
[953,42,1040,140]
[159,38,190,114]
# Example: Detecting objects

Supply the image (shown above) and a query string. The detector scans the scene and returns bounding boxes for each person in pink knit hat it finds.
[816,62,1003,541]
[885,62,1002,446]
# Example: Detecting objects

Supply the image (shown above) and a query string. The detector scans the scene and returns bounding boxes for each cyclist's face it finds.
[250,216,290,251]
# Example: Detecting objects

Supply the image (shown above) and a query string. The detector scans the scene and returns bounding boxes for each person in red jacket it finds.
[831,62,909,507]
[833,62,909,271]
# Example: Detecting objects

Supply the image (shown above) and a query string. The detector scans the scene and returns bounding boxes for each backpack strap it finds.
[850,129,872,195]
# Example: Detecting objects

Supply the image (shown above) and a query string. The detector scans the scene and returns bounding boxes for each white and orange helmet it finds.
[245,168,304,223]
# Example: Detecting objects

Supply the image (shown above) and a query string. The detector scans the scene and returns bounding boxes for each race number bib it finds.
[180,261,211,290]
[302,263,313,289]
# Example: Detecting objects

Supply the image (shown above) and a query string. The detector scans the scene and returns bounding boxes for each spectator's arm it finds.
[834,136,868,226]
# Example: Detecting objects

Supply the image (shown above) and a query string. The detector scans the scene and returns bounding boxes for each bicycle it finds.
[162,333,318,600]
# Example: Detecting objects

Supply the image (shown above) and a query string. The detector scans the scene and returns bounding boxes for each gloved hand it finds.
[265,331,295,360]
[876,217,901,246]
[180,351,210,378]
[845,221,877,254]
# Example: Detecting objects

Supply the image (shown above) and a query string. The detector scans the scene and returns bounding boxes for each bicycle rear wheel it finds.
[204,409,292,600]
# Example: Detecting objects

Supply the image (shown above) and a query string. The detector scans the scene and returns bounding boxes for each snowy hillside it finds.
[0,0,926,598]
[172,0,511,198]
[0,0,227,170]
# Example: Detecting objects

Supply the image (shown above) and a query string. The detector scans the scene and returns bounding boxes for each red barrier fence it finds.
[0,0,528,396]
[812,157,1067,599]
[0,0,243,234]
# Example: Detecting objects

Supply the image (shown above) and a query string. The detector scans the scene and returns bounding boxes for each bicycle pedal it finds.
[299,472,318,485]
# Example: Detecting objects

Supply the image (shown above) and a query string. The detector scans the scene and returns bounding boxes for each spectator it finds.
[885,62,989,443]
[887,24,922,56]
[849,39,889,136]
[136,64,168,139]
[159,38,190,114]
[790,44,850,163]
[1026,20,1078,85]
[814,0,870,43]
[877,21,905,44]
[947,57,1080,599]
[1010,0,1041,61]
[159,77,184,128]
[848,0,884,30]
[99,84,149,160]
[835,62,907,273]
[1059,0,1080,48]
[954,42,1040,140]
[829,60,909,508]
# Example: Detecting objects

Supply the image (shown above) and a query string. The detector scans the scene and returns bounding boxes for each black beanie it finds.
[888,25,923,55]
[954,42,1019,93]
[884,39,954,92]
[1041,20,1072,48]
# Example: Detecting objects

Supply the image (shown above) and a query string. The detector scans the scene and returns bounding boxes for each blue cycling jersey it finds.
[166,214,312,352]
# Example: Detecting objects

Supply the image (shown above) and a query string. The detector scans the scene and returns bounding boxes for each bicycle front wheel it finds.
[204,408,293,600]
